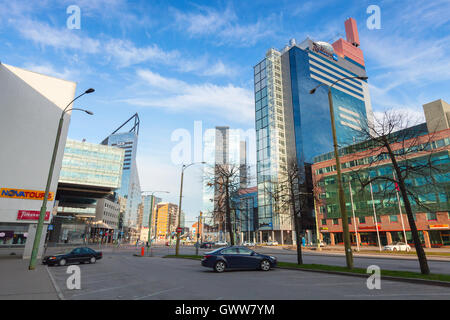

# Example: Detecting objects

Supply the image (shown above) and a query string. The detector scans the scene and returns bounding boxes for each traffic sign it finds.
[176,227,182,233]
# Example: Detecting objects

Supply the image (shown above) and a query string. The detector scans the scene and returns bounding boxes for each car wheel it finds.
[260,259,271,271]
[89,257,96,264]
[59,259,67,266]
[214,261,226,273]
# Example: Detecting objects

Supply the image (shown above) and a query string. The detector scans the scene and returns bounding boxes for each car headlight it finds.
[270,256,276,260]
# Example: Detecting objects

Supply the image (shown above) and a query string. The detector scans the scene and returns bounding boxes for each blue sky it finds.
[1,0,449,226]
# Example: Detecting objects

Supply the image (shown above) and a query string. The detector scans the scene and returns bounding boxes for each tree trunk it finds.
[225,177,234,245]
[289,176,303,265]
[386,142,430,274]
[294,215,303,265]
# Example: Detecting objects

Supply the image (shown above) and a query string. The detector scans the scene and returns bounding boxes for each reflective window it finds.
[221,248,239,255]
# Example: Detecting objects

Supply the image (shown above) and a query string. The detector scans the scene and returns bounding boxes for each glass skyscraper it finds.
[102,114,142,230]
[254,18,373,243]
[59,139,124,189]
[53,139,124,243]
[142,195,161,228]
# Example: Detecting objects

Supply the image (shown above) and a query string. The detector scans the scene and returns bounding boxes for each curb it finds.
[45,266,65,300]
[281,249,450,262]
[276,266,450,288]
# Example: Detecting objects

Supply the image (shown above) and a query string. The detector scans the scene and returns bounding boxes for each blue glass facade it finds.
[59,139,124,188]
[103,132,142,228]
[234,189,258,233]
[142,195,161,228]
[254,39,372,242]
[287,46,369,165]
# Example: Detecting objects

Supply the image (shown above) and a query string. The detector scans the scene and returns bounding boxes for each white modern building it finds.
[0,62,76,259]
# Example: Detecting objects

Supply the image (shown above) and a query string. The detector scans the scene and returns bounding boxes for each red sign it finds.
[359,225,381,231]
[17,210,50,221]
[429,224,449,229]
[176,227,182,233]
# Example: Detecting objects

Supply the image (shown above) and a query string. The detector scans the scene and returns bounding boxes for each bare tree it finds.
[265,159,313,264]
[347,110,447,274]
[205,164,245,246]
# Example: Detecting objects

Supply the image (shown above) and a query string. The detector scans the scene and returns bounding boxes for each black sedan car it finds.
[43,247,102,266]
[201,246,277,272]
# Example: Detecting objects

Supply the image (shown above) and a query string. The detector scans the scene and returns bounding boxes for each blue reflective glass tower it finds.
[254,20,373,244]
[102,114,142,230]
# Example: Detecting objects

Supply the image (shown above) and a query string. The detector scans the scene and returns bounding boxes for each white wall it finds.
[0,62,76,225]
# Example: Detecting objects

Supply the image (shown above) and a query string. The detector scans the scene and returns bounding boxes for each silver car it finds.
[383,242,411,252]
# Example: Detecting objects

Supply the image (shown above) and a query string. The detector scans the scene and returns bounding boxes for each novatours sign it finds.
[0,188,54,201]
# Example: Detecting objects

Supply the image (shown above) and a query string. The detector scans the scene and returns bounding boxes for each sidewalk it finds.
[311,245,450,253]
[278,245,450,261]
[0,256,59,300]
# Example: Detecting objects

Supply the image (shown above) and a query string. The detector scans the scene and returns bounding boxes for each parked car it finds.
[383,242,411,252]
[43,247,102,266]
[201,246,277,272]
[200,242,214,249]
[266,241,279,246]
[242,241,256,246]
[214,241,228,246]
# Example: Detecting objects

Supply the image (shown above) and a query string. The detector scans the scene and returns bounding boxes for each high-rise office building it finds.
[102,114,142,231]
[142,195,162,228]
[202,126,247,227]
[254,18,373,243]
[155,203,179,239]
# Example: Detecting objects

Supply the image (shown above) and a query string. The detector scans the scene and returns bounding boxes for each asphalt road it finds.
[46,250,450,300]
[132,245,450,275]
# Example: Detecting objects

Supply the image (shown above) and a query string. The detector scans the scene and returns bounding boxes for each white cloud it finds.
[17,19,101,53]
[359,1,450,116]
[172,5,278,46]
[105,39,179,67]
[123,69,254,124]
[22,62,79,81]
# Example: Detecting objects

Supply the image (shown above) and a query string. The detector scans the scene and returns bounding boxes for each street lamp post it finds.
[142,190,169,255]
[28,88,95,270]
[310,76,367,269]
[175,162,205,256]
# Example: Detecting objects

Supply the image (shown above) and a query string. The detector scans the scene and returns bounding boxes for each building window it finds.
[427,212,437,221]
[333,218,339,225]
[348,218,352,225]
[359,216,366,224]
[321,219,327,225]
[390,215,398,223]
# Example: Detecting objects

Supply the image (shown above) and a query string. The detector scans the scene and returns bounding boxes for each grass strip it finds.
[163,254,450,282]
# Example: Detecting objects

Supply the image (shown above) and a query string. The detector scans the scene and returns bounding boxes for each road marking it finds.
[71,282,145,297]
[46,266,65,300]
[133,287,184,300]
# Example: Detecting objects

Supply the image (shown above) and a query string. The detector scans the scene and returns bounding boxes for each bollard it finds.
[141,246,145,257]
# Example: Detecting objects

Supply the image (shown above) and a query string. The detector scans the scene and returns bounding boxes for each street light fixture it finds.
[175,162,206,256]
[28,88,95,270]
[141,190,169,254]
[310,76,368,269]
